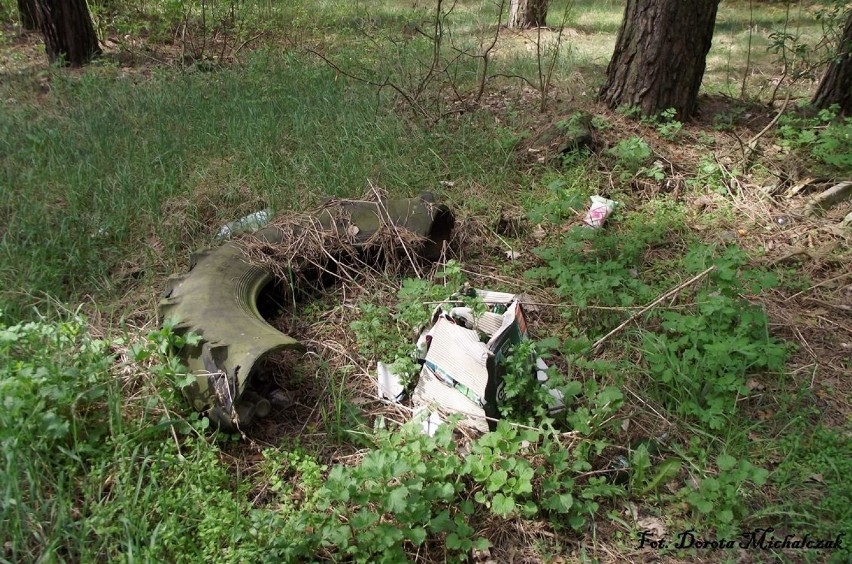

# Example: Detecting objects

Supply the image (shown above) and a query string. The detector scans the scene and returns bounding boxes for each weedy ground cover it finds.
[1,0,850,562]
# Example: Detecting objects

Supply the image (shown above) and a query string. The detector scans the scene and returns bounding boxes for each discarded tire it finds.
[159,240,304,432]
[159,194,453,432]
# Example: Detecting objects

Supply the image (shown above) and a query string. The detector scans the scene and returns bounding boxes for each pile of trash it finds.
[377,289,564,435]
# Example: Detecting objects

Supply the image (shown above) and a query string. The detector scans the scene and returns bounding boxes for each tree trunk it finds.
[17,0,37,31]
[508,0,549,29]
[812,10,852,115]
[598,0,719,120]
[32,0,101,67]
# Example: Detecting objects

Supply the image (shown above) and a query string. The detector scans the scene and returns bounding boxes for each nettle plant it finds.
[641,107,683,141]
[777,104,852,172]
[675,441,769,538]
[642,246,787,429]
[607,135,654,180]
[272,420,625,561]
[527,200,686,312]
[0,311,115,459]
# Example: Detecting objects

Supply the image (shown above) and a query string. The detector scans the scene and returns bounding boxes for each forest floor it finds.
[1,1,850,562]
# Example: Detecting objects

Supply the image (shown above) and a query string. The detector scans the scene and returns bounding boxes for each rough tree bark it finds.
[32,0,101,67]
[17,0,37,31]
[812,9,852,115]
[598,0,720,120]
[508,0,549,29]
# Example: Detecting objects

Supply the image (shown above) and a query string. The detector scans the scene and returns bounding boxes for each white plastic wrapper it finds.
[583,196,617,228]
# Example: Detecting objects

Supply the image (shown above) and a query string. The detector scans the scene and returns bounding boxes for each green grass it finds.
[0,50,520,318]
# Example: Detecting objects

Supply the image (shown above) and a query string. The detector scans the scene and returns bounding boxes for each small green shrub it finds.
[350,264,467,385]
[0,311,115,450]
[642,107,683,141]
[689,154,730,194]
[526,168,597,224]
[675,441,769,538]
[499,339,559,422]
[778,105,852,173]
[642,246,787,429]
[264,420,625,561]
[527,201,686,310]
[607,136,653,178]
[615,104,643,119]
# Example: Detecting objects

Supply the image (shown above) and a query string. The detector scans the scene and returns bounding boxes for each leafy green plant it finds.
[351,269,464,385]
[0,311,239,561]
[607,136,653,178]
[528,225,649,309]
[466,424,539,519]
[350,298,422,385]
[615,104,643,119]
[465,423,624,530]
[526,168,596,224]
[628,443,681,497]
[639,160,666,181]
[676,442,769,538]
[283,421,486,561]
[778,104,852,172]
[498,338,566,423]
[642,245,786,429]
[0,311,112,441]
[642,107,682,141]
[590,115,612,131]
[689,154,730,194]
[564,381,624,435]
[129,317,199,392]
[527,201,686,311]
[263,418,627,561]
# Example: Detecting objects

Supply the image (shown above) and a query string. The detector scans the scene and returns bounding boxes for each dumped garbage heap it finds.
[159,193,454,432]
[379,289,564,435]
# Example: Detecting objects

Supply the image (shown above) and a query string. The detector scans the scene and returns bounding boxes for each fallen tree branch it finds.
[592,266,716,354]
[785,270,852,302]
[805,180,852,215]
[742,94,789,169]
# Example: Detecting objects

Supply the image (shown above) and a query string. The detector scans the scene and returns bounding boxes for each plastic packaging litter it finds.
[215,208,273,241]
[583,196,617,228]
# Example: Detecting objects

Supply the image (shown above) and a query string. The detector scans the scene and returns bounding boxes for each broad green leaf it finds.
[491,493,516,516]
[407,526,427,545]
[385,485,409,514]
[716,454,737,471]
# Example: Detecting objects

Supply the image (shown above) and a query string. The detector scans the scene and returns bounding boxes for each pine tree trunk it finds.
[508,0,549,29]
[598,0,719,120]
[32,0,101,67]
[17,0,37,31]
[812,10,852,116]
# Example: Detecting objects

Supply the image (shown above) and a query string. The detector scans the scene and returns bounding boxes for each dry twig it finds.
[592,266,716,353]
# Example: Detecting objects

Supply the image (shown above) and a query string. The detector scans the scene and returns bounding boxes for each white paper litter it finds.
[374,287,574,434]
[413,407,445,437]
[376,362,405,402]
[505,250,523,260]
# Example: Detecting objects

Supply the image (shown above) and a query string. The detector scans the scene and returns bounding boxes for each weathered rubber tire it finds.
[159,194,453,432]
[159,241,304,432]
